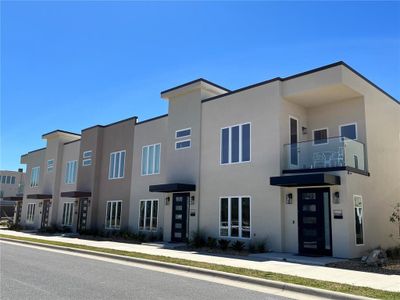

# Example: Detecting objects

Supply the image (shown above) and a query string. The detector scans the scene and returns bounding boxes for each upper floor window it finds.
[30,167,40,187]
[109,150,125,179]
[47,159,54,172]
[1,176,5,184]
[82,150,92,166]
[5,176,11,184]
[313,128,328,145]
[175,139,191,150]
[65,160,77,184]
[11,176,15,184]
[340,123,357,140]
[221,123,251,164]
[141,144,161,176]
[83,150,92,158]
[175,128,191,139]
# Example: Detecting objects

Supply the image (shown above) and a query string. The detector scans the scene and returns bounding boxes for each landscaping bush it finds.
[190,231,206,248]
[257,241,266,253]
[206,237,217,249]
[386,245,400,259]
[248,242,256,253]
[218,239,230,250]
[231,240,245,252]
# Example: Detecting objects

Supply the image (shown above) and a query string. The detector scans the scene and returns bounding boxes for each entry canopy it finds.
[149,183,196,193]
[60,191,92,198]
[270,173,340,187]
[2,196,23,201]
[27,194,52,199]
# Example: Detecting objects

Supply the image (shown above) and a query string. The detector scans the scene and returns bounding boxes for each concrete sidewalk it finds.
[1,229,399,293]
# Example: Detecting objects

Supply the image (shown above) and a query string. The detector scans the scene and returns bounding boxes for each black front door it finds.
[171,193,189,242]
[41,199,50,228]
[298,188,332,256]
[77,198,89,232]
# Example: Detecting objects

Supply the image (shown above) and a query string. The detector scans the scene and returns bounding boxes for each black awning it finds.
[270,173,340,187]
[60,191,92,198]
[149,183,196,193]
[2,196,23,201]
[27,194,52,199]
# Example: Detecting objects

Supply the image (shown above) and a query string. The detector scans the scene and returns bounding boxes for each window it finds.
[175,140,191,150]
[0,176,4,184]
[313,128,328,145]
[47,159,54,172]
[65,160,77,184]
[109,150,125,179]
[82,150,92,166]
[30,167,40,187]
[62,202,74,226]
[6,176,11,184]
[11,176,15,184]
[220,196,251,238]
[82,159,92,166]
[83,150,92,158]
[26,203,35,223]
[176,128,191,139]
[139,199,159,231]
[354,195,364,245]
[105,200,122,229]
[141,144,161,175]
[340,123,357,140]
[221,123,251,164]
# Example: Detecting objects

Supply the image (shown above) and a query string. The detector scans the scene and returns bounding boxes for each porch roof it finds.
[149,183,196,193]
[27,194,52,199]
[270,173,341,187]
[2,196,23,201]
[60,191,92,198]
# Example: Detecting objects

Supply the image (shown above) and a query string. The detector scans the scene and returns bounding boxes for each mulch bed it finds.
[327,258,400,275]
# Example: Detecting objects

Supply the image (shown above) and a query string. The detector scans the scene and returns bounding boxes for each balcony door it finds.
[289,117,299,167]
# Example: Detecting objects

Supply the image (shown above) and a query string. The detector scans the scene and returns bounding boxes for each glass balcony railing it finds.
[283,137,366,172]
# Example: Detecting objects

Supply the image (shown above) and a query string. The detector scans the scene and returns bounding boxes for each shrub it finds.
[257,241,266,253]
[190,231,206,248]
[386,245,400,259]
[231,240,245,252]
[218,239,230,251]
[207,237,217,249]
[248,242,256,253]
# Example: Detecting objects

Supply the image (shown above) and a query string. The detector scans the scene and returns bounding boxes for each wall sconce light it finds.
[39,202,43,207]
[286,193,293,204]
[190,196,195,205]
[333,192,340,204]
[302,127,308,135]
[165,196,170,206]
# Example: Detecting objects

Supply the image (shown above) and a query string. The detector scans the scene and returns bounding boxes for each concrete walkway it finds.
[1,229,399,293]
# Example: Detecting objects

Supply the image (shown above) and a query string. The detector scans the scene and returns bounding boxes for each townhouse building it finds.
[19,62,400,258]
[0,169,26,222]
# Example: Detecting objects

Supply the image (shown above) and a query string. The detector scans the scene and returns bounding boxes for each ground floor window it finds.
[220,196,251,238]
[354,195,364,245]
[26,203,35,224]
[62,202,74,226]
[105,200,122,229]
[139,199,158,231]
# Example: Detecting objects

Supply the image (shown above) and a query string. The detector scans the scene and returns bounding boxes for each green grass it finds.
[1,233,399,300]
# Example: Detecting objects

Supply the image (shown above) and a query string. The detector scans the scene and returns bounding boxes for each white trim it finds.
[312,127,329,146]
[353,194,365,246]
[175,128,192,139]
[218,196,251,239]
[65,160,78,184]
[105,200,122,229]
[108,150,126,180]
[141,143,161,176]
[175,139,191,150]
[339,122,358,140]
[83,150,92,159]
[138,199,159,232]
[220,122,251,165]
[82,158,92,166]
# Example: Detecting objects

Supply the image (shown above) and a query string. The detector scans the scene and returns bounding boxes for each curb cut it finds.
[0,237,372,300]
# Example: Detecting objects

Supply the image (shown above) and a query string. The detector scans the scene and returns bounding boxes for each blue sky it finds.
[1,1,399,171]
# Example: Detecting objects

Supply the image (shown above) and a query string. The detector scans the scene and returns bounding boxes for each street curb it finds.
[0,237,372,300]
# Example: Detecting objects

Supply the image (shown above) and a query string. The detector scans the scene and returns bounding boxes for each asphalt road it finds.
[0,242,290,300]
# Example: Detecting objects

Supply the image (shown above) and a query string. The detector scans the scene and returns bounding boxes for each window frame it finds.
[30,166,40,187]
[65,160,78,184]
[138,199,159,232]
[11,176,16,184]
[62,202,74,226]
[83,150,92,159]
[219,196,251,239]
[353,194,365,246]
[220,122,251,165]
[339,122,358,140]
[108,150,126,180]
[141,143,161,176]
[312,128,329,146]
[175,128,192,139]
[105,200,122,230]
[26,203,36,224]
[175,139,191,150]
[47,159,54,172]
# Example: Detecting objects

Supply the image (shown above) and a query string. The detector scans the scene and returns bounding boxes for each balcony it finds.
[283,137,367,174]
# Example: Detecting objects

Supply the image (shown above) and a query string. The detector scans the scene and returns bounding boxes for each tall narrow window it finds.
[105,200,122,229]
[30,167,40,187]
[139,199,159,231]
[354,195,364,245]
[220,123,251,164]
[141,144,161,175]
[47,159,54,172]
[26,203,36,223]
[109,151,126,179]
[219,196,251,238]
[289,117,299,166]
[62,202,74,226]
[65,160,77,184]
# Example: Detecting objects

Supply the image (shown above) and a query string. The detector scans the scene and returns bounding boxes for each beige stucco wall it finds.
[0,170,25,198]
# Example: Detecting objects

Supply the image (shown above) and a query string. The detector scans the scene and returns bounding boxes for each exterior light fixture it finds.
[333,192,340,204]
[190,196,195,205]
[286,193,293,204]
[165,196,170,206]
[302,127,308,135]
